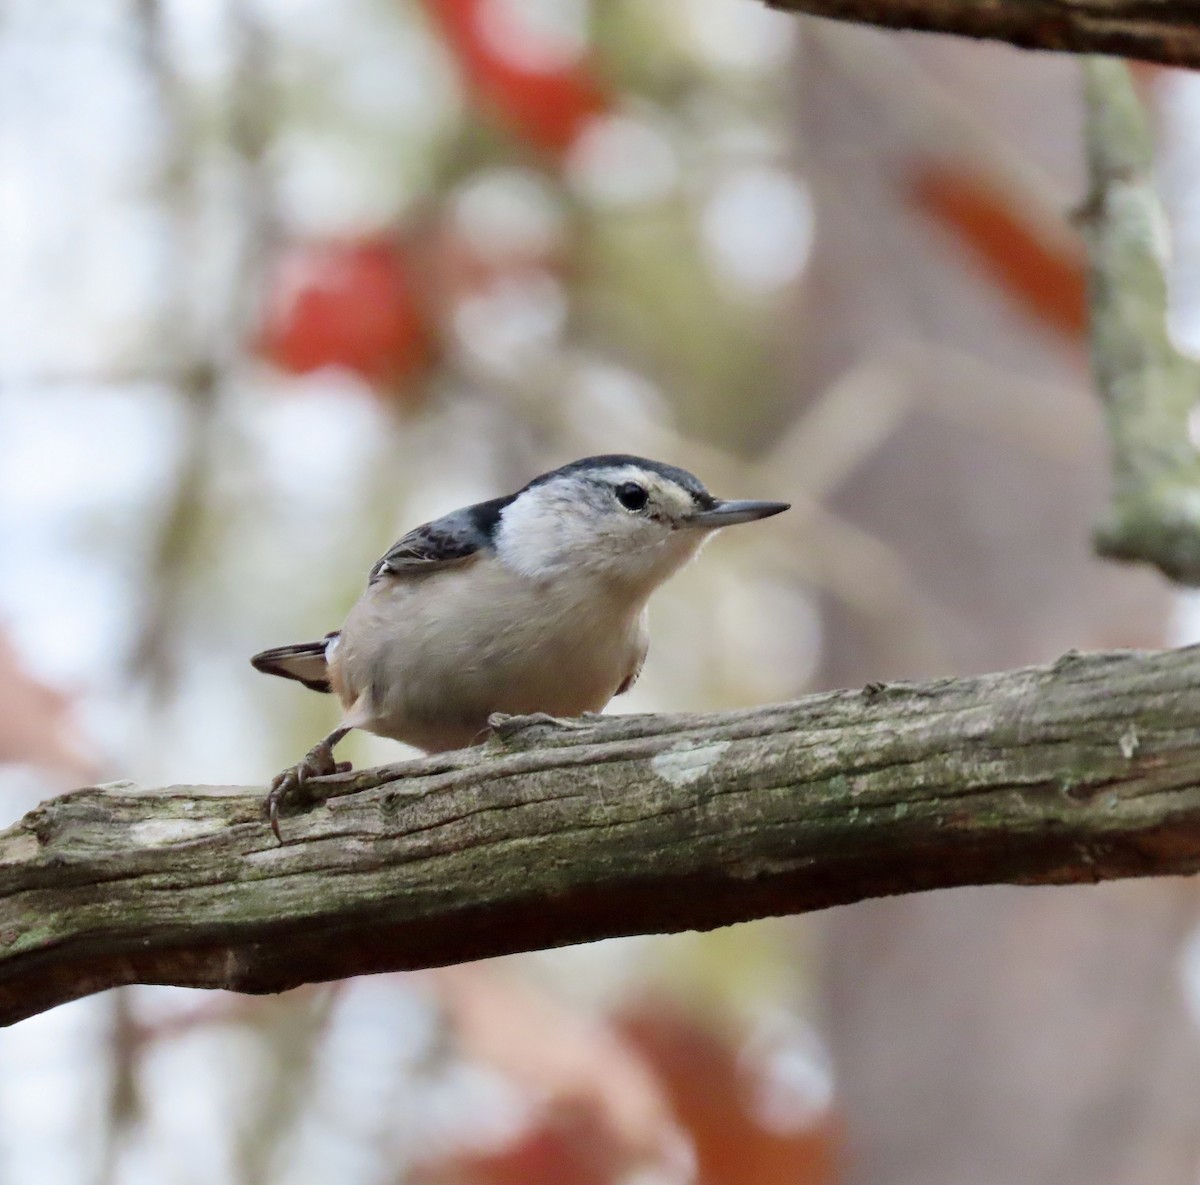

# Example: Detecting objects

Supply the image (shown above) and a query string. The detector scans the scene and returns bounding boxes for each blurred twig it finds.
[766,0,1200,70]
[810,21,1077,250]
[1079,58,1200,585]
[128,0,216,689]
[234,987,340,1185]
[898,341,1092,462]
[130,0,275,688]
[94,988,140,1185]
[7,645,1200,1023]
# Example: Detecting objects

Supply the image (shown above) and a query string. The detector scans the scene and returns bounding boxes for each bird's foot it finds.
[266,741,353,842]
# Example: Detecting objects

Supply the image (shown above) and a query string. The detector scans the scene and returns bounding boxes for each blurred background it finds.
[5,1,1200,1182]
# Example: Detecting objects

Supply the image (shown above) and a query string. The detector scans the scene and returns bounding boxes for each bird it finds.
[252,454,789,839]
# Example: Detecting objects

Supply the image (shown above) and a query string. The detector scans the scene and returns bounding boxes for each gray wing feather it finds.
[368,503,500,583]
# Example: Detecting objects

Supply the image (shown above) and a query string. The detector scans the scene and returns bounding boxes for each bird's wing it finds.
[367,495,511,583]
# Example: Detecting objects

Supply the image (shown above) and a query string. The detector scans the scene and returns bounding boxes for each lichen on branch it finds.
[1079,58,1200,586]
[3,645,1200,1026]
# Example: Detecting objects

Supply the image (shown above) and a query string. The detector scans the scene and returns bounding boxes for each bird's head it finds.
[494,454,789,596]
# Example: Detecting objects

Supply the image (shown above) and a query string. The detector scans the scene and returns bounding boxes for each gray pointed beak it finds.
[687,499,791,528]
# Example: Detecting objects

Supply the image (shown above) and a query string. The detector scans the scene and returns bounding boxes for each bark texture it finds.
[4,645,1200,1027]
[1082,58,1200,586]
[766,0,1200,69]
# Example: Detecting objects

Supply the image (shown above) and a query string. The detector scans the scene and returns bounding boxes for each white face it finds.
[494,464,711,593]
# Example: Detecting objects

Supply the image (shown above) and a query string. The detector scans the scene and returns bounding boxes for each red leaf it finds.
[258,238,433,390]
[911,165,1087,342]
[427,0,609,154]
[0,631,93,778]
[439,1103,618,1185]
[619,1008,840,1185]
[412,967,687,1185]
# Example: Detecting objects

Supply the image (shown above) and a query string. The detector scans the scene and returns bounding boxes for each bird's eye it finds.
[615,481,649,512]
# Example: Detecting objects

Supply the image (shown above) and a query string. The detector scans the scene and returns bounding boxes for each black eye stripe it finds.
[615,481,649,511]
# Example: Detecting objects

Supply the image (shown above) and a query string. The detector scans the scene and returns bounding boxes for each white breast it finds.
[332,558,648,752]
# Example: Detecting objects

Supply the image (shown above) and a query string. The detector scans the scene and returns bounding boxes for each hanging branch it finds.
[1079,57,1200,586]
[3,645,1200,1026]
[765,0,1200,70]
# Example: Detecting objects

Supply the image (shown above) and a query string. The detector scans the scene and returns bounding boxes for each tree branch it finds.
[765,0,1200,69]
[1079,58,1200,586]
[4,645,1200,1025]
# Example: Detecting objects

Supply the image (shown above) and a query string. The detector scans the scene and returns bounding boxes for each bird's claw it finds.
[266,743,353,842]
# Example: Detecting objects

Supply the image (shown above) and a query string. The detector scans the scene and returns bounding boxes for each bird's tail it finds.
[250,633,338,693]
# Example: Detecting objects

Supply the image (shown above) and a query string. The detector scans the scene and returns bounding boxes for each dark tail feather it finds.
[250,634,337,693]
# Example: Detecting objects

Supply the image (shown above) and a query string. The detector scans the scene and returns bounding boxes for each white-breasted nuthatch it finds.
[253,454,789,837]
